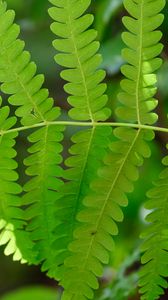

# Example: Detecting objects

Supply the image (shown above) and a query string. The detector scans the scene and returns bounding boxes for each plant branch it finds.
[0,121,168,136]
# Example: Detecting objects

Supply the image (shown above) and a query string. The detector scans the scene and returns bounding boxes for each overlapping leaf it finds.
[0,1,166,300]
[0,1,59,126]
[0,1,65,269]
[139,149,168,300]
[47,0,112,281]
[0,97,35,263]
[45,126,112,279]
[54,0,165,299]
[60,128,154,300]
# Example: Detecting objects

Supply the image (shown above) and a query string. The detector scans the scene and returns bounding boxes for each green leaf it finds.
[49,0,111,122]
[0,97,35,263]
[0,1,66,270]
[139,146,168,300]
[46,126,112,280]
[1,286,58,300]
[117,0,165,125]
[60,128,154,300]
[0,3,60,126]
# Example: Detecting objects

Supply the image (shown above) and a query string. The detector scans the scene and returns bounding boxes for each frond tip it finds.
[49,0,111,122]
[0,0,60,126]
[118,0,165,125]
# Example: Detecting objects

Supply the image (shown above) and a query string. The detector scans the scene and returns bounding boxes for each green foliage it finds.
[97,250,139,300]
[47,0,112,281]
[1,286,58,300]
[48,0,111,122]
[46,126,112,280]
[0,0,65,271]
[0,100,22,258]
[118,0,165,124]
[0,0,167,300]
[0,2,59,126]
[60,128,154,300]
[0,95,35,263]
[139,150,168,299]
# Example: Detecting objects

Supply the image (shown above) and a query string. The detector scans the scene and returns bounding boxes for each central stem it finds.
[0,121,168,136]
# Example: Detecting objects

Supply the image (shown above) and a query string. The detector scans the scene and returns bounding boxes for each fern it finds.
[45,126,112,280]
[57,0,165,299]
[60,128,154,300]
[0,98,22,257]
[0,1,65,270]
[48,0,111,122]
[117,0,165,125]
[0,1,59,125]
[0,0,167,300]
[0,96,35,263]
[139,152,168,300]
[47,0,112,280]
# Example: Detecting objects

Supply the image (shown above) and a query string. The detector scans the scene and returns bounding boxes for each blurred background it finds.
[1,0,168,299]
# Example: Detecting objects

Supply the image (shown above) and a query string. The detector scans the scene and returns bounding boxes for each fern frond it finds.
[0,97,35,263]
[45,126,112,279]
[0,1,167,300]
[46,0,166,297]
[0,1,59,125]
[46,0,113,280]
[119,1,167,299]
[23,124,65,269]
[0,1,65,269]
[60,128,154,300]
[48,0,111,122]
[117,0,165,125]
[139,151,168,300]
